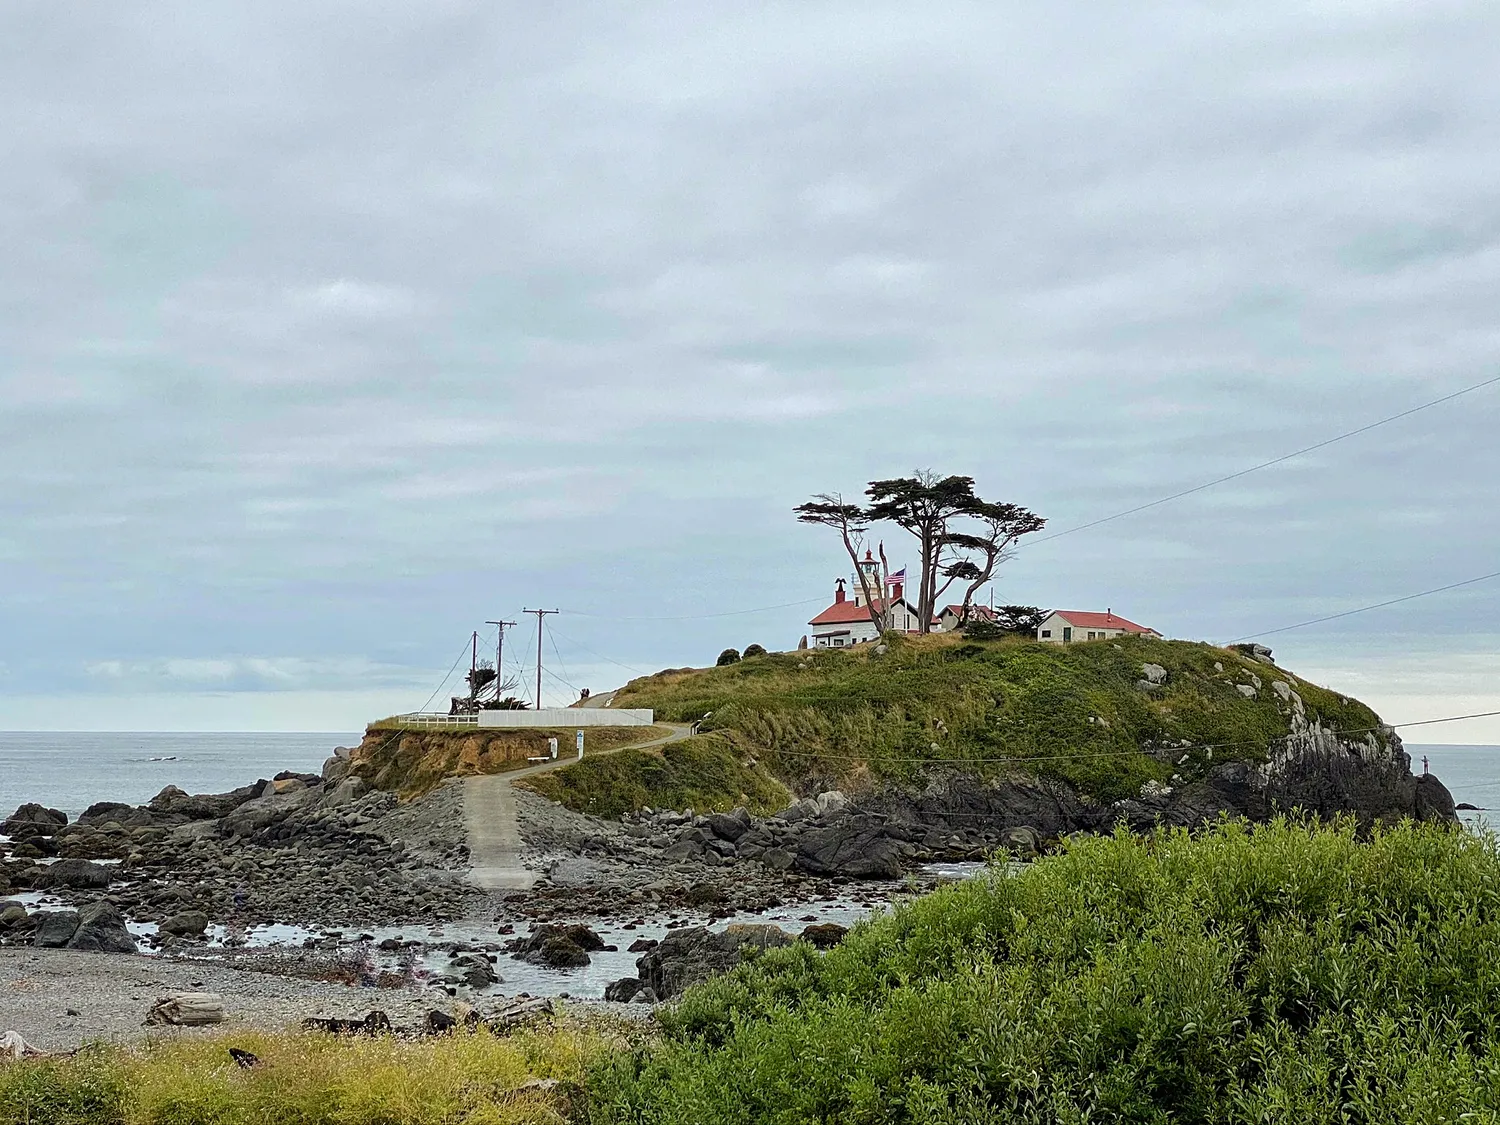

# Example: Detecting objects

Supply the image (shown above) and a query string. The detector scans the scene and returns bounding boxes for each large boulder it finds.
[2,803,67,839]
[636,923,792,1000]
[0,902,32,931]
[219,786,321,837]
[159,910,210,938]
[794,814,908,878]
[604,976,644,1002]
[1414,774,1458,822]
[33,858,112,891]
[76,801,136,825]
[321,754,354,785]
[32,910,81,947]
[704,808,751,842]
[67,901,137,953]
[507,923,604,969]
[446,952,499,989]
[148,783,262,824]
[319,777,369,808]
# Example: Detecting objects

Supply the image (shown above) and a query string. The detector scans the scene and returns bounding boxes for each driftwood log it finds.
[484,997,554,1033]
[0,1031,45,1060]
[144,993,225,1027]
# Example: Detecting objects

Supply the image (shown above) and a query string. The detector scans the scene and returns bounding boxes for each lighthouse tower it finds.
[850,549,883,607]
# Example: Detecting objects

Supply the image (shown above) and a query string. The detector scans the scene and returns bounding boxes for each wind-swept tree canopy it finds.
[793,493,891,632]
[799,474,1044,635]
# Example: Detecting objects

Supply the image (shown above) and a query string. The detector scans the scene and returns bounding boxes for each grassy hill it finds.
[586,633,1385,808]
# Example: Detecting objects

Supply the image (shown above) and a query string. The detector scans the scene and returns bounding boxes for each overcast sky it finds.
[2,2,1498,741]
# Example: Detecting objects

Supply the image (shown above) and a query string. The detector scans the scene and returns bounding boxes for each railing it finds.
[387,712,479,727]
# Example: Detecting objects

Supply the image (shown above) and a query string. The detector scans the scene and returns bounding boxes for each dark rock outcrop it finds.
[794,814,909,878]
[159,910,210,938]
[32,910,81,947]
[635,923,792,1000]
[799,922,848,949]
[67,900,137,953]
[2,803,67,839]
[507,923,604,969]
[33,858,112,891]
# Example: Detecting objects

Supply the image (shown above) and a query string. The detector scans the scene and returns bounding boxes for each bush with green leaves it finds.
[590,818,1500,1124]
[742,644,768,658]
[958,618,1005,640]
[715,648,741,666]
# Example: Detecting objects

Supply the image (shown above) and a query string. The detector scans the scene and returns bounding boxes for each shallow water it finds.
[0,732,356,818]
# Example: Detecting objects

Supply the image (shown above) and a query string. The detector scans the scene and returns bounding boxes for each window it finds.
[1040,629,1051,638]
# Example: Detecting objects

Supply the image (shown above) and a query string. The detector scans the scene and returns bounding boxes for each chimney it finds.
[892,581,903,602]
[835,578,846,604]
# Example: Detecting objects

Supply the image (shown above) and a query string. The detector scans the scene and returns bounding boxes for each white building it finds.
[806,552,925,647]
[1036,609,1160,644]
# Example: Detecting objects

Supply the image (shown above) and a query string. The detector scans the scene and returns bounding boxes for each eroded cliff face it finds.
[351,724,672,797]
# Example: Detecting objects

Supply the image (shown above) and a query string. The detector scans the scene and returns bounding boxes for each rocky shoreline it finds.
[0,713,1461,1048]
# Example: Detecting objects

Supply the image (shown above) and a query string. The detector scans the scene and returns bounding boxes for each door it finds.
[1063,626,1072,642]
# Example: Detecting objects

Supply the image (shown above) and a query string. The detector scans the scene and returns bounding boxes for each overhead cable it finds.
[1229,569,1500,642]
[1031,373,1500,545]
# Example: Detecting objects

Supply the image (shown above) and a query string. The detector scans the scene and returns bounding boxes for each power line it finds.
[560,597,825,622]
[1031,373,1500,545]
[1229,569,1500,642]
[548,626,655,677]
[543,376,1499,629]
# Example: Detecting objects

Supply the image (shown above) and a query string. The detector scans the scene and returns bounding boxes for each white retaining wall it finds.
[476,708,655,728]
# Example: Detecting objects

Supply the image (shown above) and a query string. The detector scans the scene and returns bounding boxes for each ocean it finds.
[0,732,358,818]
[0,733,1495,824]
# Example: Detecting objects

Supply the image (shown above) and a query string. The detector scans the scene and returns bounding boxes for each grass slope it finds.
[590,819,1500,1124]
[353,725,673,799]
[609,635,1383,804]
[0,1021,627,1125]
[520,738,791,820]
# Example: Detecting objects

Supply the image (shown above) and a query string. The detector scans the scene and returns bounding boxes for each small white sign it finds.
[548,737,558,760]
[576,729,584,759]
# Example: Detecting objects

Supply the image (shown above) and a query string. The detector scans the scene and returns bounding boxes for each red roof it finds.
[808,600,879,626]
[1051,610,1157,634]
[809,598,919,627]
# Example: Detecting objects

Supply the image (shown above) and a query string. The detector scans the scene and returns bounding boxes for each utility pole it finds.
[523,608,559,708]
[486,619,516,702]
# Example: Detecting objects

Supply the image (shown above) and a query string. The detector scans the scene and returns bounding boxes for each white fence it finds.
[477,708,655,728]
[387,713,479,727]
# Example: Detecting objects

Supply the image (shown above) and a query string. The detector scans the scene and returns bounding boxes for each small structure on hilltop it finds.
[807,553,926,648]
[933,604,997,634]
[1036,609,1160,644]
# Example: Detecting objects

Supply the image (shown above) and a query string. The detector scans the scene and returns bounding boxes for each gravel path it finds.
[1,948,642,1052]
[463,723,690,893]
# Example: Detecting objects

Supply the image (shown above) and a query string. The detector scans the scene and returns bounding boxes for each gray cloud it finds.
[2,2,1499,736]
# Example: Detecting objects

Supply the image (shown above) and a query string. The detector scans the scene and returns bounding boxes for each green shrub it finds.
[589,819,1500,1124]
[959,618,1005,640]
[742,644,768,658]
[715,648,741,667]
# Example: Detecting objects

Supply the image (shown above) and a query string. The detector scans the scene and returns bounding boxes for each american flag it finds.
[888,567,906,584]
